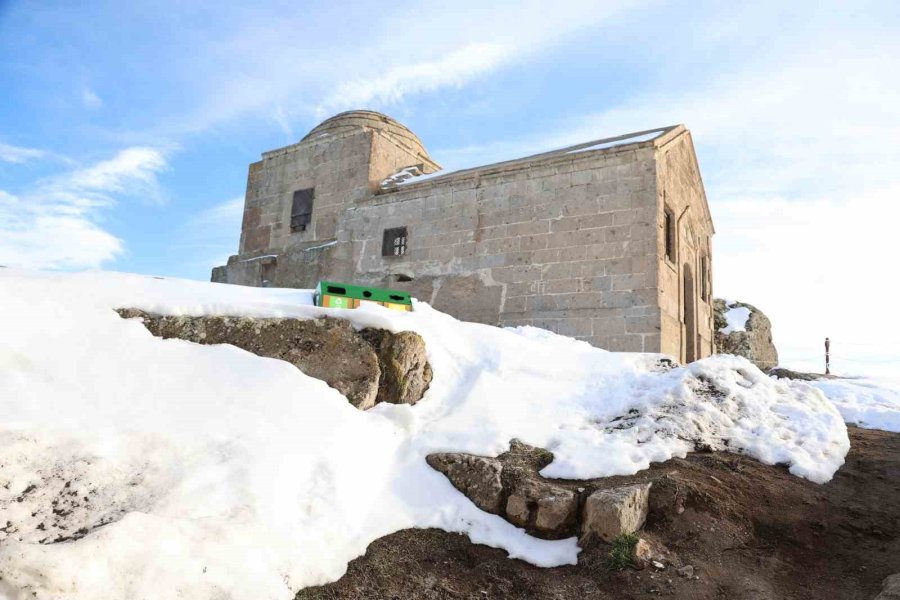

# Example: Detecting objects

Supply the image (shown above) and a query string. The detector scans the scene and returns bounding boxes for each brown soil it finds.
[297,427,900,600]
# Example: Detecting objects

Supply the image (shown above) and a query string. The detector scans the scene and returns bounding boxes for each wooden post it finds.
[825,337,831,375]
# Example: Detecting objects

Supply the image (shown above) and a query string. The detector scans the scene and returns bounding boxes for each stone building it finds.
[212,110,715,362]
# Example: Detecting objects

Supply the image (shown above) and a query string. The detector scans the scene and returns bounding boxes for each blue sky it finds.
[1,0,899,375]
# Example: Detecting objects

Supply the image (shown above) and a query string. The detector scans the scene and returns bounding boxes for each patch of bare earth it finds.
[297,427,900,599]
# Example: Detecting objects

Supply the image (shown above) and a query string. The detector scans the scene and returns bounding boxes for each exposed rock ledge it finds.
[713,298,779,370]
[428,441,651,542]
[116,309,432,409]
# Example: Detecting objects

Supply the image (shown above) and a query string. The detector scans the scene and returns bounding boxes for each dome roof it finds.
[302,110,435,166]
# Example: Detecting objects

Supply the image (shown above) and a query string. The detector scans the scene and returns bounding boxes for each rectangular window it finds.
[382,227,408,257]
[664,207,676,262]
[700,255,709,301]
[290,188,314,232]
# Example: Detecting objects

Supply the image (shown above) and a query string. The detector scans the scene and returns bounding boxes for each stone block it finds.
[506,479,579,538]
[626,314,660,334]
[580,483,651,543]
[592,316,626,336]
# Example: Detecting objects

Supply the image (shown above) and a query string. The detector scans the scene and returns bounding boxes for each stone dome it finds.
[302,110,435,166]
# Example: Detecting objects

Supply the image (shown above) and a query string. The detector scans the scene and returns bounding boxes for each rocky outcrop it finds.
[581,483,651,543]
[713,299,779,370]
[425,454,504,515]
[116,309,432,409]
[876,574,900,600]
[426,440,653,541]
[360,329,433,405]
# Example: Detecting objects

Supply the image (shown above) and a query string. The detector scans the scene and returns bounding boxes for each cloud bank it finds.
[0,148,168,270]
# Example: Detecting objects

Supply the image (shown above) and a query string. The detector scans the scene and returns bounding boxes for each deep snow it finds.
[0,269,852,599]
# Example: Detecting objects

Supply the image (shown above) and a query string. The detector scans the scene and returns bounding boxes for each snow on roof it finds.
[0,269,852,599]
[565,127,669,154]
[381,125,677,190]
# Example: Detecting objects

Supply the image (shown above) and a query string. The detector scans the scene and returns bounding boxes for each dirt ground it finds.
[296,427,900,600]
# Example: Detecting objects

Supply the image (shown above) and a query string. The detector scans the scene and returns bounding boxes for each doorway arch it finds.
[683,263,696,363]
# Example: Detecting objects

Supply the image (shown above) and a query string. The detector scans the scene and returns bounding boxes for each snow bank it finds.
[0,270,850,599]
[810,377,900,433]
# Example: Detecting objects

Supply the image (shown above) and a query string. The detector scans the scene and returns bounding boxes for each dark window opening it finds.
[664,207,676,262]
[700,256,710,302]
[290,188,314,232]
[382,227,408,257]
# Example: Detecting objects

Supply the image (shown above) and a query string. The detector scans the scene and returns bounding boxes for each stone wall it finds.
[213,115,715,359]
[655,132,715,362]
[332,144,663,352]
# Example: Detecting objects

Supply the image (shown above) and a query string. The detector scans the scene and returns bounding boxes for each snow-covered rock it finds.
[714,298,779,370]
[0,269,852,600]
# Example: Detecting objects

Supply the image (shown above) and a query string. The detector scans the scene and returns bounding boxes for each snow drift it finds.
[0,269,850,599]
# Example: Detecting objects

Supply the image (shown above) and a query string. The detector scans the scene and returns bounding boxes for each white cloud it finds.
[316,43,509,115]
[81,87,103,110]
[0,142,45,164]
[422,14,900,377]
[0,148,168,270]
[63,147,167,201]
[163,0,645,135]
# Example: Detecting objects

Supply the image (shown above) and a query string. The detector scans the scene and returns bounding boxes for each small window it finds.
[664,206,676,262]
[382,227,408,257]
[290,188,314,231]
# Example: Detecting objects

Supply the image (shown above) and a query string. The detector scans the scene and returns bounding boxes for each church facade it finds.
[212,110,715,362]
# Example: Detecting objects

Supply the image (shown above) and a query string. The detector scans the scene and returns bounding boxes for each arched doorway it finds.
[683,264,696,363]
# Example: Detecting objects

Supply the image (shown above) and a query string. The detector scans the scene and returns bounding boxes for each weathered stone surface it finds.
[505,479,579,539]
[767,367,826,381]
[425,453,504,515]
[581,483,651,543]
[361,329,433,405]
[876,574,900,600]
[117,310,431,409]
[212,111,716,361]
[713,299,779,370]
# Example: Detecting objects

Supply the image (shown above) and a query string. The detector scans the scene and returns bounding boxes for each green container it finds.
[314,280,413,311]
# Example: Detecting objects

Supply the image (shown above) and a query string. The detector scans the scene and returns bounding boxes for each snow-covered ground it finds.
[0,269,854,599]
[809,377,900,433]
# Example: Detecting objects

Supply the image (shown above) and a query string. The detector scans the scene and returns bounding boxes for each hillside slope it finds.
[0,269,866,599]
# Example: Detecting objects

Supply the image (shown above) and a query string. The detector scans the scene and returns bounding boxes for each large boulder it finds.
[360,329,433,405]
[713,299,779,370]
[116,310,431,409]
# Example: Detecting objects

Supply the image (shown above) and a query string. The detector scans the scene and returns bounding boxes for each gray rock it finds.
[677,565,695,578]
[713,299,779,370]
[581,483,651,543]
[117,310,433,409]
[875,574,900,600]
[505,479,579,539]
[425,453,504,514]
[361,328,433,405]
